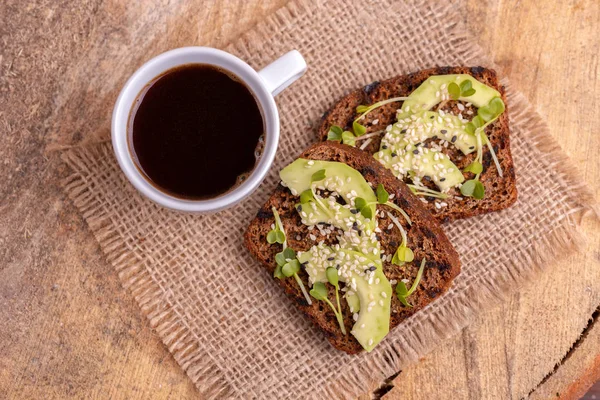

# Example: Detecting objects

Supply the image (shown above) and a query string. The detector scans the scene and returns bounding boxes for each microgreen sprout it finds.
[396,258,426,307]
[309,281,347,334]
[349,97,412,141]
[268,207,312,305]
[407,184,448,200]
[386,211,413,266]
[326,267,346,334]
[355,97,410,120]
[327,125,357,147]
[448,80,476,100]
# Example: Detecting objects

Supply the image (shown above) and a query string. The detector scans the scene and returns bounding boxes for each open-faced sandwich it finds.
[244,142,460,353]
[318,67,517,222]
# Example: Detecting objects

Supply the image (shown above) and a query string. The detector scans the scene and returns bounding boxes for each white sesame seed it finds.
[353,313,359,321]
[379,300,384,306]
[309,234,317,241]
[381,291,387,298]
[368,338,373,346]
[307,160,314,165]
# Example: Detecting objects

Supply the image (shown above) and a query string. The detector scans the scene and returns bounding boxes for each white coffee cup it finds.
[111,47,306,213]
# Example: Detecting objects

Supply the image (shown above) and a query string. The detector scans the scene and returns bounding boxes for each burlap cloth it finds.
[61,0,598,398]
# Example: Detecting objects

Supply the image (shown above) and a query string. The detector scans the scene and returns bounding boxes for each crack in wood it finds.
[524,305,600,399]
[371,370,401,399]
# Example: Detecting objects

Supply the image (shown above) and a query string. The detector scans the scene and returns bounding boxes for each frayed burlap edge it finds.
[61,0,598,398]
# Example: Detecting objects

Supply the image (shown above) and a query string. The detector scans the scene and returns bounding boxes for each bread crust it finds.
[244,142,461,353]
[317,66,517,222]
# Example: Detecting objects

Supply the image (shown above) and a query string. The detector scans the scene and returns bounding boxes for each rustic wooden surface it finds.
[0,0,598,399]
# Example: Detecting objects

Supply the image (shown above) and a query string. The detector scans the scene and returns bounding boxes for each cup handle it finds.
[258,50,307,97]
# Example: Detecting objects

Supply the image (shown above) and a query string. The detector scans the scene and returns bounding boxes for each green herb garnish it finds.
[396,258,426,307]
[268,207,312,305]
[354,97,410,120]
[460,179,485,199]
[311,169,326,183]
[407,184,448,200]
[310,281,347,334]
[463,161,483,175]
[327,125,343,141]
[326,267,346,334]
[327,125,357,146]
[448,79,476,101]
[385,210,412,267]
[352,120,367,137]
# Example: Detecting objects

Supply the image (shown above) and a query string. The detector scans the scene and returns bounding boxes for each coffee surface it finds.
[130,64,264,199]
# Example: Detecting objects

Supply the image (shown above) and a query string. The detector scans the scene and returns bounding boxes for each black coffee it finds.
[129,64,264,199]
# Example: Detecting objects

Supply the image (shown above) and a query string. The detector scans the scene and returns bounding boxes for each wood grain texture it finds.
[0,0,598,399]
[382,0,600,399]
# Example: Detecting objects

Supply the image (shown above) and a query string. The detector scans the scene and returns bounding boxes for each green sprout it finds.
[396,258,426,307]
[380,206,413,267]
[326,125,358,147]
[407,184,449,200]
[448,80,476,100]
[310,280,347,335]
[268,207,312,305]
[461,96,506,200]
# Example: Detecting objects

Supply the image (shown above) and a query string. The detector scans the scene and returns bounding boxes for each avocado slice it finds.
[280,159,377,232]
[375,145,464,191]
[282,160,392,352]
[297,245,392,352]
[397,74,501,119]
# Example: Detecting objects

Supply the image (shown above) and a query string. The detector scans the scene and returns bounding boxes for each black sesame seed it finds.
[352,221,358,229]
[430,115,434,119]
[369,266,377,271]
[391,152,397,157]
[412,149,419,154]
[297,205,302,211]
[415,142,421,147]
[440,177,446,182]
[382,145,388,149]
[451,135,457,143]
[441,129,447,134]
[327,257,335,261]
[336,264,340,270]
[357,229,362,236]
[424,175,432,181]
[400,129,407,133]
[350,209,359,214]
[432,135,438,140]
[469,146,475,150]
[426,196,436,201]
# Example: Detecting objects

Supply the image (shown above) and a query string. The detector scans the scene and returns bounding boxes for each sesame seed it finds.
[353,313,359,321]
[379,300,384,306]
[368,338,373,346]
[309,234,317,241]
[372,118,379,125]
[457,103,465,111]
[307,160,314,165]
[440,177,446,182]
[412,149,419,154]
[381,291,387,298]
[361,323,365,329]
[451,135,457,143]
[296,235,302,241]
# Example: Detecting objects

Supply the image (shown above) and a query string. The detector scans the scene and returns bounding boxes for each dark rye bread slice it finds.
[317,66,517,223]
[244,142,460,354]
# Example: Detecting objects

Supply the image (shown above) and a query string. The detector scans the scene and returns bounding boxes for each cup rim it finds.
[111,46,279,213]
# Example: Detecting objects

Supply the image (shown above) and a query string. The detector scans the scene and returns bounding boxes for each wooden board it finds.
[0,0,598,399]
